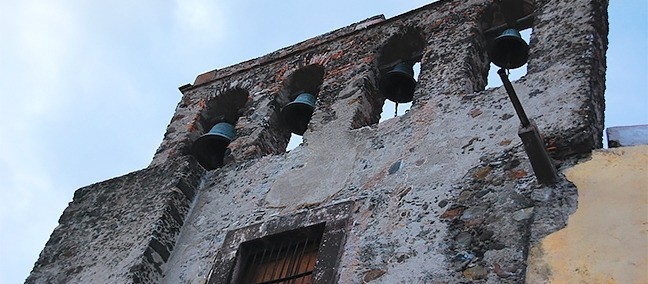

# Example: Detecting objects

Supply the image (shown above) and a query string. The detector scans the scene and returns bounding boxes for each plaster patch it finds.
[527,145,648,284]
[266,135,358,208]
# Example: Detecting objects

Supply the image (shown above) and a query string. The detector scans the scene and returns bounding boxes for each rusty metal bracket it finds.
[499,68,558,184]
[518,120,559,184]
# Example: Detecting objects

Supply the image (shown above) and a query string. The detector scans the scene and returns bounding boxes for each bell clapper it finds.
[394,102,398,118]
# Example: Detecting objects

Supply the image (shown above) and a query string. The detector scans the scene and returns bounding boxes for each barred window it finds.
[207,202,351,284]
[235,224,324,284]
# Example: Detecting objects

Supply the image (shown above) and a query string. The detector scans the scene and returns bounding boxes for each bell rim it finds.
[194,132,232,145]
[281,102,314,135]
[192,134,231,170]
[385,70,417,84]
[488,29,530,69]
[281,100,315,114]
[380,73,417,103]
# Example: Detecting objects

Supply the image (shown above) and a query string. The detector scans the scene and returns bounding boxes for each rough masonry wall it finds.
[159,0,607,283]
[28,0,608,283]
[26,158,204,283]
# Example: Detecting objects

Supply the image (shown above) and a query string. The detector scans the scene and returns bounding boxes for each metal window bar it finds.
[290,238,310,284]
[247,248,261,282]
[284,238,304,283]
[268,239,285,281]
[257,246,274,283]
[242,238,318,284]
[291,238,309,283]
[257,271,313,284]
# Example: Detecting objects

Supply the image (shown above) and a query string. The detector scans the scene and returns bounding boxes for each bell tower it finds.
[27,0,609,283]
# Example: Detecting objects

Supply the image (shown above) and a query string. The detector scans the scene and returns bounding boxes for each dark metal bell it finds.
[281,93,316,136]
[192,122,236,170]
[488,28,529,69]
[380,62,417,103]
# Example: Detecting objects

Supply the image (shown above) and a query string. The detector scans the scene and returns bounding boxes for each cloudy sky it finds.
[0,0,646,282]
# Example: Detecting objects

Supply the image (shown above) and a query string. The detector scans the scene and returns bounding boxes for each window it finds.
[234,224,324,284]
[207,201,352,284]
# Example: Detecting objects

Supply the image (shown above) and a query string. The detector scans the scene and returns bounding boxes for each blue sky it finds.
[0,1,646,282]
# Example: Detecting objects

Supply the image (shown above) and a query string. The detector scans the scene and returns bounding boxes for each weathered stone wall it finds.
[28,0,608,283]
[26,158,204,283]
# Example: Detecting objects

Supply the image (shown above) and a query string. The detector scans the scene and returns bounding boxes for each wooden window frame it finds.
[235,223,324,284]
[207,201,352,284]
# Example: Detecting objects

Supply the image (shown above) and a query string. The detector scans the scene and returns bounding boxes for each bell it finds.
[488,28,529,69]
[380,62,417,103]
[281,92,316,135]
[192,122,236,170]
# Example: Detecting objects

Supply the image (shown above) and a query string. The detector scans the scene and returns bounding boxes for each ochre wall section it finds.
[527,145,648,283]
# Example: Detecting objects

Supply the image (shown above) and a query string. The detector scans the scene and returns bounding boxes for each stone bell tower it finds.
[27,0,608,283]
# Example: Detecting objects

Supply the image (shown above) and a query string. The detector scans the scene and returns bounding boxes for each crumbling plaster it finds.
[527,145,648,284]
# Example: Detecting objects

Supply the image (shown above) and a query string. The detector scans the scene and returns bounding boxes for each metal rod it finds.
[257,271,313,284]
[269,240,284,281]
[301,245,313,283]
[291,237,309,284]
[248,250,260,283]
[260,246,272,282]
[498,68,530,127]
[285,240,301,281]
[394,102,398,118]
[277,243,294,281]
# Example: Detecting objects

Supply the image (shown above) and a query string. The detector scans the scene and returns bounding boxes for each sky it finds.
[0,0,646,283]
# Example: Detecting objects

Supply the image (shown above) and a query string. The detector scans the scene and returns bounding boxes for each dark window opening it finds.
[233,224,325,284]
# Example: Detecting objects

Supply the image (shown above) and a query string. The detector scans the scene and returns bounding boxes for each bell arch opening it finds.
[485,28,532,88]
[278,65,325,151]
[353,27,427,128]
[377,27,426,102]
[379,62,420,122]
[192,87,249,170]
[479,1,535,89]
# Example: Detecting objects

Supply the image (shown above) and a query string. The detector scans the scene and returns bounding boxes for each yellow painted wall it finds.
[527,145,648,284]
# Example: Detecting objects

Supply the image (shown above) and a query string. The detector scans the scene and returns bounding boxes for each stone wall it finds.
[26,158,204,283]
[28,0,608,283]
